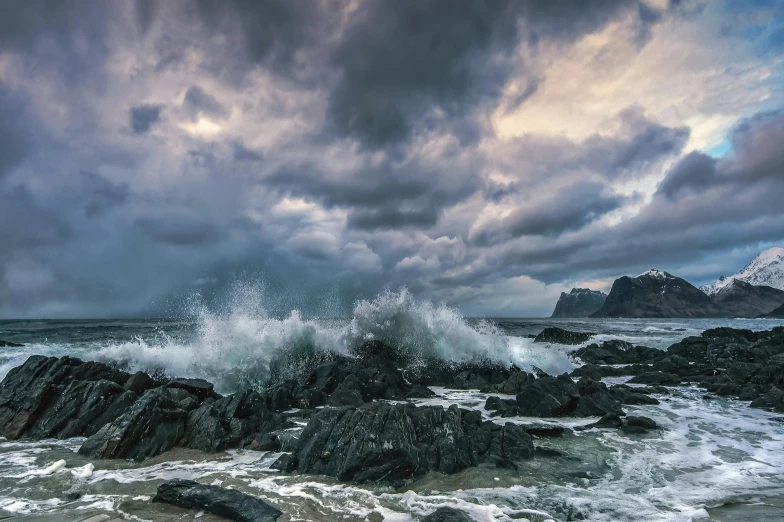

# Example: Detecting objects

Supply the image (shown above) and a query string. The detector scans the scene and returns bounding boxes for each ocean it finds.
[2,290,784,521]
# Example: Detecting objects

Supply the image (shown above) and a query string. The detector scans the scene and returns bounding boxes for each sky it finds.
[1,0,784,319]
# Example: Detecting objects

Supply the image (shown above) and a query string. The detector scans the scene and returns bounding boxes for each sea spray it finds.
[94,287,574,392]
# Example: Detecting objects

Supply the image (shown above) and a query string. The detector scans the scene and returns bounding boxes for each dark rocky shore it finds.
[1,325,783,521]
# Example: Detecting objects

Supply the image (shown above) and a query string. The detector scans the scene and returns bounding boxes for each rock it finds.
[534,327,593,345]
[271,453,298,473]
[625,416,658,430]
[293,402,533,482]
[628,372,681,386]
[0,355,133,440]
[609,384,660,405]
[249,433,280,452]
[510,374,623,417]
[78,387,192,461]
[166,378,216,400]
[125,371,158,394]
[421,507,474,522]
[326,386,365,407]
[153,479,282,522]
[0,339,24,347]
[550,288,607,318]
[573,341,664,365]
[405,384,435,399]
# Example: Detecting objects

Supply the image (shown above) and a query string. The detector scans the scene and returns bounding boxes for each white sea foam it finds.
[91,288,575,392]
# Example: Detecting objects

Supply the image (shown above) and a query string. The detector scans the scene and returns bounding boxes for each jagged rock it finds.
[0,355,133,440]
[166,377,217,400]
[628,372,681,386]
[271,453,298,472]
[578,413,658,434]
[293,402,533,482]
[534,327,593,345]
[422,507,474,522]
[0,339,24,347]
[78,387,195,461]
[405,384,435,399]
[153,479,282,522]
[510,374,623,417]
[608,384,660,405]
[125,371,158,394]
[573,340,664,365]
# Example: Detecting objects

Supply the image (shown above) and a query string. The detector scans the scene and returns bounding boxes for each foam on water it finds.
[86,288,575,392]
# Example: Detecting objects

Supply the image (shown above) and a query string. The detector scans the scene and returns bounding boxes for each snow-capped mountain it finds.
[701,247,784,295]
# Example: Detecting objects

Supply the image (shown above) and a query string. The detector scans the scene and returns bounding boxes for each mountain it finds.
[591,269,718,318]
[712,279,784,318]
[701,247,784,295]
[760,303,784,318]
[550,288,607,318]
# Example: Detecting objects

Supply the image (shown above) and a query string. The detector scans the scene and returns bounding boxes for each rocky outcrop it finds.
[153,479,282,522]
[711,279,784,318]
[281,402,534,483]
[572,340,664,365]
[422,507,474,522]
[485,374,624,418]
[0,340,23,347]
[533,327,593,345]
[550,288,607,318]
[0,355,145,440]
[592,270,718,318]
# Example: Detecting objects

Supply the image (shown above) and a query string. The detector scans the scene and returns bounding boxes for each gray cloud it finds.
[0,0,780,318]
[135,214,222,246]
[183,86,227,120]
[0,84,30,178]
[130,104,163,134]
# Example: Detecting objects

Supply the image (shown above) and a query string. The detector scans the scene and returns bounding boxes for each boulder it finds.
[0,355,133,440]
[628,372,681,386]
[511,374,624,417]
[573,340,664,365]
[422,507,474,522]
[292,402,533,482]
[534,327,593,345]
[78,387,194,461]
[166,377,217,400]
[153,479,282,522]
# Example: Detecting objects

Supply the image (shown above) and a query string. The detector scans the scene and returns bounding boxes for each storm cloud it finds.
[0,0,783,318]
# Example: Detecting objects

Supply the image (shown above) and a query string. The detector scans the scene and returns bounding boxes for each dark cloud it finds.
[0,84,30,178]
[130,104,163,134]
[657,151,718,200]
[183,86,227,120]
[470,182,625,246]
[135,215,222,246]
[81,172,130,218]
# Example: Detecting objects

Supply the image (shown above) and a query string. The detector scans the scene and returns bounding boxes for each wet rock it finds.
[271,453,298,472]
[0,339,23,347]
[534,327,593,345]
[249,433,280,452]
[153,479,282,522]
[405,384,435,399]
[166,377,217,401]
[572,340,664,365]
[628,371,681,386]
[293,402,533,482]
[0,355,133,440]
[609,384,660,405]
[421,507,473,522]
[125,371,158,395]
[78,387,192,461]
[510,374,624,417]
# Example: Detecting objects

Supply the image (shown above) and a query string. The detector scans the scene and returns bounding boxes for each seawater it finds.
[2,289,784,521]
